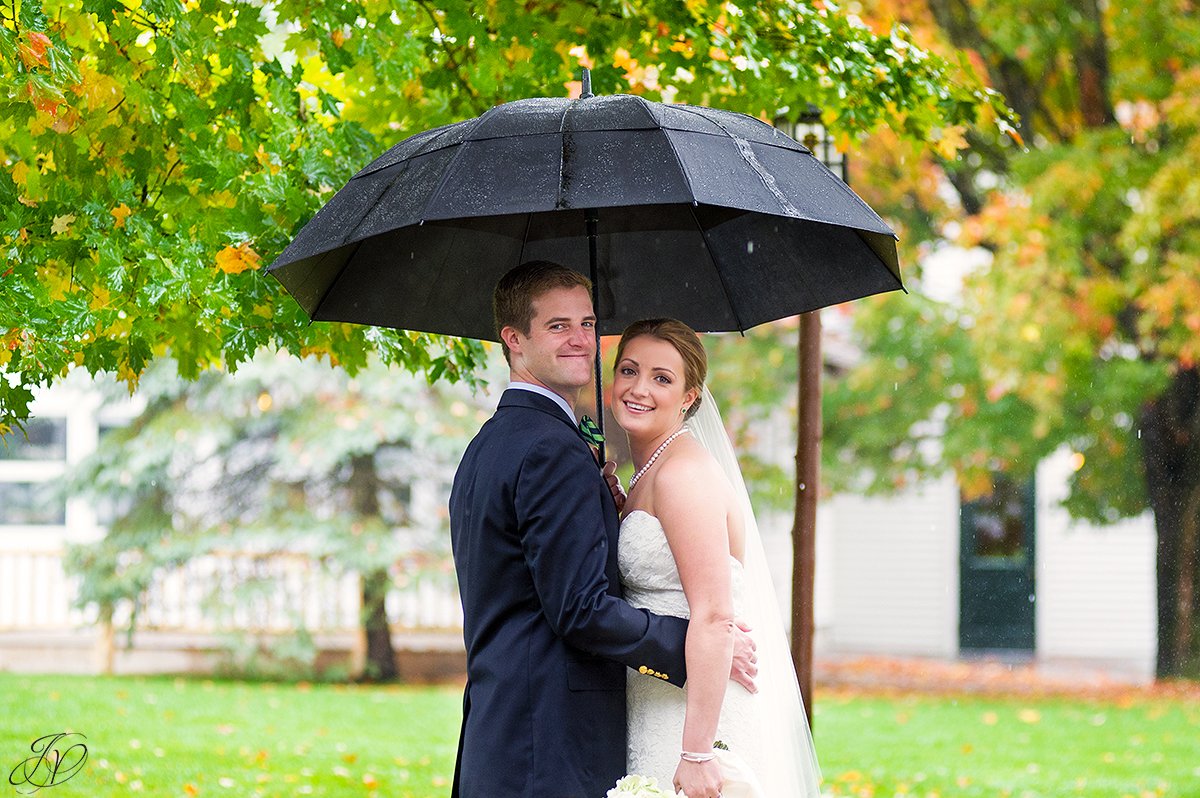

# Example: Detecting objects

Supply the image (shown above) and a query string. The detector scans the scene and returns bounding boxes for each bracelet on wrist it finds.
[679,750,716,763]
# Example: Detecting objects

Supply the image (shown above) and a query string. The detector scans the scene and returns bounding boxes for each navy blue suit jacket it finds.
[449,389,689,798]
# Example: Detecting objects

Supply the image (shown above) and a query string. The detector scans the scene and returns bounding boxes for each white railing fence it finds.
[0,548,463,636]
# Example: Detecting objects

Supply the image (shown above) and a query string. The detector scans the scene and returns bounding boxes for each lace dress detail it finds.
[619,511,765,794]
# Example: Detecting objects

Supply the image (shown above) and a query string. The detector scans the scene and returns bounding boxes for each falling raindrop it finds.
[747,241,755,253]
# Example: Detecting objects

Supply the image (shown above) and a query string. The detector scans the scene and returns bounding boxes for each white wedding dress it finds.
[619,510,767,796]
[616,390,821,798]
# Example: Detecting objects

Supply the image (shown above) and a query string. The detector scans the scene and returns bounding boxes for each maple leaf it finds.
[933,125,968,159]
[111,203,132,229]
[10,161,29,188]
[18,31,52,69]
[215,243,262,274]
[51,214,76,235]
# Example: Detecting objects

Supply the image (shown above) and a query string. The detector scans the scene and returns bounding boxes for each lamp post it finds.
[778,104,847,726]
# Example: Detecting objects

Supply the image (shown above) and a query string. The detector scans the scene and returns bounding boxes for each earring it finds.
[681,406,689,415]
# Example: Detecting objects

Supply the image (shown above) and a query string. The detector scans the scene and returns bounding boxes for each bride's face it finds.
[611,335,699,439]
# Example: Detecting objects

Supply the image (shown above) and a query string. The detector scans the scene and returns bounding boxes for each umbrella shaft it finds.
[587,208,605,465]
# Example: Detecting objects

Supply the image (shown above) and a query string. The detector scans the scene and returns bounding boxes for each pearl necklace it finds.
[628,427,690,491]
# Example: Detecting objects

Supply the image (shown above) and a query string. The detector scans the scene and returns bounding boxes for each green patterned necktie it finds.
[578,415,604,446]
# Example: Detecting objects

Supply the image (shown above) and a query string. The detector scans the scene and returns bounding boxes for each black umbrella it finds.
[268,71,902,457]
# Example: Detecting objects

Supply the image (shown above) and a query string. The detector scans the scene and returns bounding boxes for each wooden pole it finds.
[791,310,821,725]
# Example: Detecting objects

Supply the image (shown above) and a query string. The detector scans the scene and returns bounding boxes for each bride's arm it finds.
[656,452,734,798]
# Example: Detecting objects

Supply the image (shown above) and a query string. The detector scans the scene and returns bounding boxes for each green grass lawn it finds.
[1,673,1197,797]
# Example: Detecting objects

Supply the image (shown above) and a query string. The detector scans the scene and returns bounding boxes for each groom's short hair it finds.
[494,261,592,364]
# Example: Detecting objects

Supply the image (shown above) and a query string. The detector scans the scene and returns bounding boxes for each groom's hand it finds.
[602,460,627,512]
[730,619,758,693]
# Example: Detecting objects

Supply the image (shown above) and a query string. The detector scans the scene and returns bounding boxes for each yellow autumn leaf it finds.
[300,54,349,103]
[11,161,29,187]
[215,243,262,274]
[42,265,73,301]
[51,213,76,235]
[111,203,132,228]
[934,125,968,159]
[504,40,533,65]
[612,47,637,72]
[567,43,593,69]
[72,59,123,113]
[89,285,112,310]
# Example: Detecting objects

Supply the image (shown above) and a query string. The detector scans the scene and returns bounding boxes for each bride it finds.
[610,319,821,798]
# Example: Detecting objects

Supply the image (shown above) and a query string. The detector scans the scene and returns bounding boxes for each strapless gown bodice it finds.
[618,509,746,618]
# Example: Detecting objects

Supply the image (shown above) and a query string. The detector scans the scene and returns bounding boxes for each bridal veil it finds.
[685,387,822,797]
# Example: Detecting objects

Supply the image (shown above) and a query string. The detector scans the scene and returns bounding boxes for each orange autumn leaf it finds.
[111,203,132,229]
[215,243,262,274]
[18,31,52,69]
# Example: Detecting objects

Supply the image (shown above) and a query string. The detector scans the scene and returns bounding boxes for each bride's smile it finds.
[612,335,699,452]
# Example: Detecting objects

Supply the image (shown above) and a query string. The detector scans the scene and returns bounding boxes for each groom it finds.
[449,261,754,798]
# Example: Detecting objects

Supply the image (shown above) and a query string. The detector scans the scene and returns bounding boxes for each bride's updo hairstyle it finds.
[614,318,707,420]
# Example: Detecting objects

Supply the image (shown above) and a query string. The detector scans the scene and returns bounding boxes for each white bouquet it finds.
[605,774,686,798]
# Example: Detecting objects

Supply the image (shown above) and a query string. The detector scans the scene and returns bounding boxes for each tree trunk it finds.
[1073,0,1116,128]
[349,453,398,682]
[1140,367,1200,678]
[361,567,398,681]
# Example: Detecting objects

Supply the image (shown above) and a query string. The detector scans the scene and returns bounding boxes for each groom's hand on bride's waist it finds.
[730,619,758,693]
[602,460,627,512]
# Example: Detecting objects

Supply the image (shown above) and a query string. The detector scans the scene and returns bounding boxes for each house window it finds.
[0,418,67,461]
[0,482,66,525]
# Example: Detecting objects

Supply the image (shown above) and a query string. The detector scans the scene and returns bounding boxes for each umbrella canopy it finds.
[268,92,902,341]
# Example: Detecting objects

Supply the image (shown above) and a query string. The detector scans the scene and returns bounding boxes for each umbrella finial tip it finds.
[579,67,593,100]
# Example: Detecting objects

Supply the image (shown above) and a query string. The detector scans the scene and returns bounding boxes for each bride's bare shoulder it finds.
[655,437,732,499]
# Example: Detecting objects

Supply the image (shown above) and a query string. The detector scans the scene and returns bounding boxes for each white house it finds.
[2,361,1160,681]
[809,449,1157,681]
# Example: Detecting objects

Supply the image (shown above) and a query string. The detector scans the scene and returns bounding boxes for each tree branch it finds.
[412,0,483,107]
[925,0,1058,142]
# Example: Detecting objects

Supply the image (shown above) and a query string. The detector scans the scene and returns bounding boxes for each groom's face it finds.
[503,285,596,403]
